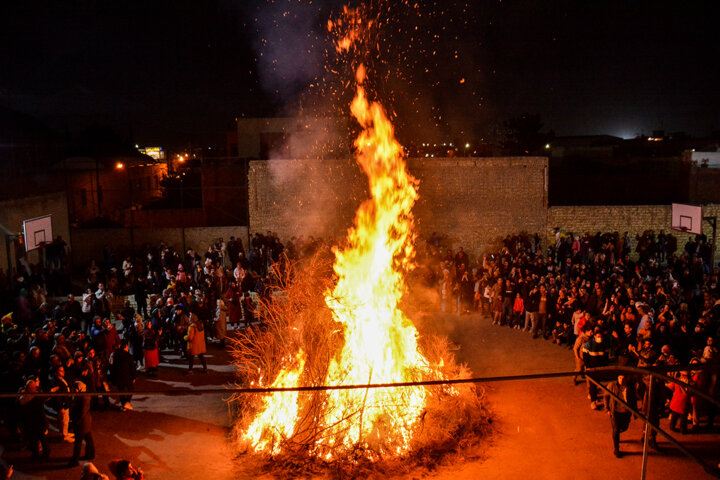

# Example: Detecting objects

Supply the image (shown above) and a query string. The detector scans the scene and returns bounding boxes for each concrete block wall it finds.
[547,205,720,260]
[248,158,368,241]
[70,226,249,268]
[0,191,70,271]
[411,157,548,256]
[248,157,549,259]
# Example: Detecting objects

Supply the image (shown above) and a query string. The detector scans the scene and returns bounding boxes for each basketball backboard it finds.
[22,215,53,252]
[671,203,702,235]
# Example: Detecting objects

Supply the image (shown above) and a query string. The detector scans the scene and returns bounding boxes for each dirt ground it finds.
[2,313,718,480]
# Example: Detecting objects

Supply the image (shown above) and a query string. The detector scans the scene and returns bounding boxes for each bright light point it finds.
[545,143,550,149]
[115,162,124,169]
[465,143,470,148]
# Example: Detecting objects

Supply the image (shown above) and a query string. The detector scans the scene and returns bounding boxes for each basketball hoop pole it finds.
[704,216,717,267]
[0,224,18,292]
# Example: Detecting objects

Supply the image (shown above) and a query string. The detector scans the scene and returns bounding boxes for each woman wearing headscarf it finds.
[141,321,161,376]
[214,298,227,347]
[184,314,207,374]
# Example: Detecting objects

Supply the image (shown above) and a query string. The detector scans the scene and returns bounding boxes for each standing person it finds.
[104,319,121,360]
[491,279,504,325]
[459,267,474,314]
[667,372,693,434]
[81,289,94,332]
[642,374,665,450]
[535,284,549,339]
[583,329,609,410]
[439,269,454,314]
[141,321,161,377]
[49,365,74,442]
[172,305,190,357]
[214,298,227,348]
[69,381,95,466]
[573,325,593,385]
[526,283,540,334]
[512,293,525,330]
[109,340,136,411]
[126,316,144,369]
[184,315,207,374]
[225,281,242,329]
[606,375,637,458]
[133,277,148,319]
[18,375,50,459]
[90,317,108,360]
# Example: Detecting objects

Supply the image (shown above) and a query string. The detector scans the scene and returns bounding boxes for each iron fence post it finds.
[640,375,653,480]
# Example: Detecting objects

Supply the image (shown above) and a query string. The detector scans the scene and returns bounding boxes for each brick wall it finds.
[249,156,720,263]
[70,226,249,268]
[411,157,548,256]
[0,191,70,271]
[248,157,549,258]
[248,158,368,240]
[547,205,720,259]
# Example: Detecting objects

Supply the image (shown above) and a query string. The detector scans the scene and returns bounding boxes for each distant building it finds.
[138,146,166,161]
[548,135,624,158]
[53,156,167,226]
[236,117,353,159]
[686,149,720,168]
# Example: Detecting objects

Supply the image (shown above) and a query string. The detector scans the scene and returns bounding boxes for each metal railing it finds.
[585,364,720,479]
[3,363,718,478]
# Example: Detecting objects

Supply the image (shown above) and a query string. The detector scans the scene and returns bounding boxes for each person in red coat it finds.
[141,321,161,376]
[225,281,242,329]
[668,371,692,434]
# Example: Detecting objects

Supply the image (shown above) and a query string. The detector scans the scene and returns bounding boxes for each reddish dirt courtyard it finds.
[2,314,718,479]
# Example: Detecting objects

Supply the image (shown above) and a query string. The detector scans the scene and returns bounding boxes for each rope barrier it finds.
[3,363,717,401]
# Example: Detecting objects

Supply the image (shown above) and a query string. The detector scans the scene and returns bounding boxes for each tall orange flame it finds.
[317,62,428,457]
[240,8,441,461]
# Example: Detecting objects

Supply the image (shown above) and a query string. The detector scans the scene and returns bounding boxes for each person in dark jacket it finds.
[133,277,148,319]
[109,341,136,411]
[19,375,50,459]
[69,380,95,466]
[605,374,637,458]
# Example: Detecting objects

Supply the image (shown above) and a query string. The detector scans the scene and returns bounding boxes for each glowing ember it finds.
[240,59,436,459]
[319,61,430,457]
[231,5,481,461]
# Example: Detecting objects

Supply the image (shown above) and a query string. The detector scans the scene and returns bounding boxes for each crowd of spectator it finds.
[0,231,300,470]
[420,229,719,451]
[1,226,719,469]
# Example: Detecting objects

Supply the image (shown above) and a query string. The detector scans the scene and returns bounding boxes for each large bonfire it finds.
[229,6,489,475]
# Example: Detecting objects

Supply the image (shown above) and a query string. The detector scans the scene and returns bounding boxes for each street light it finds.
[116,161,134,252]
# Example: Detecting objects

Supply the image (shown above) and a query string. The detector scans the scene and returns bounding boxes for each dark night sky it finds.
[1,0,718,149]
